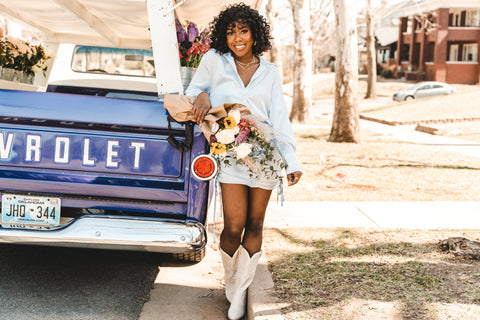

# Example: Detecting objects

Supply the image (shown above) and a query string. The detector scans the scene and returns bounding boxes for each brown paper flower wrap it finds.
[163,93,251,140]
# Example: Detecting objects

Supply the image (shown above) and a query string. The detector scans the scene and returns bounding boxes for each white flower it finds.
[211,122,219,133]
[228,109,241,124]
[235,143,252,159]
[216,128,236,144]
[233,125,240,135]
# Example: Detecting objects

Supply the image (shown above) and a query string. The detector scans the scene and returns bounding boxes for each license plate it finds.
[1,194,61,227]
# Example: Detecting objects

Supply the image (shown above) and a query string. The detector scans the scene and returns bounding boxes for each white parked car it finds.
[393,81,456,101]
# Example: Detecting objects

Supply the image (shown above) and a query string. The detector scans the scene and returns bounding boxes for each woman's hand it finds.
[192,92,211,124]
[287,171,302,186]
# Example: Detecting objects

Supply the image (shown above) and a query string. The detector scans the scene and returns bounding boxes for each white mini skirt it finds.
[217,158,280,190]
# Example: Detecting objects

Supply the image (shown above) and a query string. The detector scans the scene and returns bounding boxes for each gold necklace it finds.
[235,56,256,70]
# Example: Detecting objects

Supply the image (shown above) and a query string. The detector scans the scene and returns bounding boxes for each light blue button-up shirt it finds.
[185,49,301,174]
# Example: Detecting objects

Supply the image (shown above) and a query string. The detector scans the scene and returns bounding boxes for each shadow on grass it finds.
[267,228,480,320]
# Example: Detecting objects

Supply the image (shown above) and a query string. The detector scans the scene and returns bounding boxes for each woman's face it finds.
[226,21,254,60]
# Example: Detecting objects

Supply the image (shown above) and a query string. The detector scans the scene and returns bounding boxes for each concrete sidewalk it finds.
[264,201,480,230]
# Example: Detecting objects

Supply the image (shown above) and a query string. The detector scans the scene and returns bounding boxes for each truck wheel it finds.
[171,246,206,263]
[405,95,414,101]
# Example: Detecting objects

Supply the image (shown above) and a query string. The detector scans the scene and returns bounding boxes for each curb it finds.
[415,124,441,135]
[359,114,480,126]
[247,253,285,320]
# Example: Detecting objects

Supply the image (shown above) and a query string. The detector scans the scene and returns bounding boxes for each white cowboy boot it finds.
[220,245,240,303]
[228,245,261,320]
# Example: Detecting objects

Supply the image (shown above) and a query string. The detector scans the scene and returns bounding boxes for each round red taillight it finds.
[191,154,218,181]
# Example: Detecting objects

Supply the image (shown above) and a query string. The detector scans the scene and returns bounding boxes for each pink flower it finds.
[235,127,250,144]
[239,119,249,127]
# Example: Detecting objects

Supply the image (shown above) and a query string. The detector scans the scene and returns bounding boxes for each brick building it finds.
[396,0,480,84]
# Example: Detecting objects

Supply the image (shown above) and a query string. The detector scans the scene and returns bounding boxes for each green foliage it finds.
[380,69,395,79]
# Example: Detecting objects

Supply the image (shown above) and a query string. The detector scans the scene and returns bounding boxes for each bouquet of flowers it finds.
[0,37,50,76]
[175,19,210,68]
[209,107,285,184]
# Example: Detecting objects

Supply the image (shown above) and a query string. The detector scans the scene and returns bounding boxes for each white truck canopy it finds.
[0,0,262,95]
[0,0,262,49]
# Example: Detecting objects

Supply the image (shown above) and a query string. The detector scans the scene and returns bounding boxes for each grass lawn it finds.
[280,81,480,201]
[265,228,480,320]
[281,119,480,201]
[360,89,480,123]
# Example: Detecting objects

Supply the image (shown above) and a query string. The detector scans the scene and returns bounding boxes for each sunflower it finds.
[223,116,237,129]
[211,142,227,155]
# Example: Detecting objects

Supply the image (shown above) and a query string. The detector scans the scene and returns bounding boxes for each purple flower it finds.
[187,22,199,43]
[235,128,249,144]
[199,29,211,45]
[176,19,187,42]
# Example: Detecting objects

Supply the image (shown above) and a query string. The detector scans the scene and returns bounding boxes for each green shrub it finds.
[381,69,395,79]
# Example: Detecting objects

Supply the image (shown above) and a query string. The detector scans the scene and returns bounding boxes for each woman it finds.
[185,3,302,319]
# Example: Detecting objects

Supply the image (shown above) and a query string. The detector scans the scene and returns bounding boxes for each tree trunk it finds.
[265,0,283,80]
[288,0,312,123]
[329,0,360,143]
[365,0,377,99]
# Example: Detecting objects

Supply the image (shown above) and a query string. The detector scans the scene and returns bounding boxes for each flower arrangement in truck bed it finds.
[0,37,50,76]
[175,19,210,68]
[210,107,285,184]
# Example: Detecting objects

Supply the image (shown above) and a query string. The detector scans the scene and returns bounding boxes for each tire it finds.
[405,95,414,101]
[171,246,206,264]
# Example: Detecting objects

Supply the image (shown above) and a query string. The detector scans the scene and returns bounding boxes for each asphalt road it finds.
[0,243,160,320]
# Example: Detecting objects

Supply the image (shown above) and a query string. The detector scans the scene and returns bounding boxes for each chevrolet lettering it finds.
[0,130,158,174]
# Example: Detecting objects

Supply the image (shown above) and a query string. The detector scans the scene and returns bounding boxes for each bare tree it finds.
[329,0,360,143]
[265,0,283,78]
[287,0,312,123]
[310,0,334,72]
[364,0,376,98]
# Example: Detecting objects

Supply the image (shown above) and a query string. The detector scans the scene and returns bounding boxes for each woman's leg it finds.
[226,187,271,320]
[220,183,249,256]
[242,187,272,256]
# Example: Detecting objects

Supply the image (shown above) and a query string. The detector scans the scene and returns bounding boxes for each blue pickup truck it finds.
[0,0,258,262]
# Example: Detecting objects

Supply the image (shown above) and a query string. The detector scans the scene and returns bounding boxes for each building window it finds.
[466,9,480,27]
[463,44,478,62]
[449,44,459,61]
[425,42,435,62]
[406,19,412,33]
[452,12,461,26]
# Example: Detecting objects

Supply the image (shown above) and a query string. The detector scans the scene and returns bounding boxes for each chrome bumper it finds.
[0,217,206,253]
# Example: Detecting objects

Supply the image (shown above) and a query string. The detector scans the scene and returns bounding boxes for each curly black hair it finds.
[209,3,272,56]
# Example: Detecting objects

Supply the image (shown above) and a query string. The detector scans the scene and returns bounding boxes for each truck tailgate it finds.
[0,90,191,204]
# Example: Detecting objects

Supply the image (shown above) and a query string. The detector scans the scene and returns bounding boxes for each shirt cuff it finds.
[185,87,203,99]
[283,151,302,174]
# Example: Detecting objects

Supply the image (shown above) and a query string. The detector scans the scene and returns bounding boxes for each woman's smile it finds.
[226,22,254,62]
